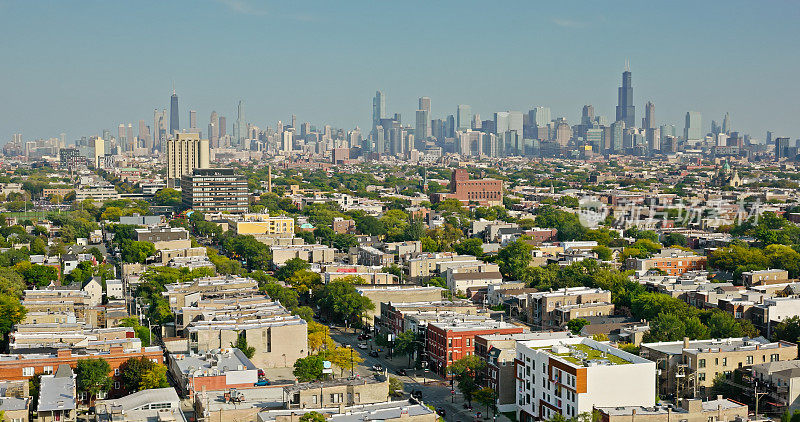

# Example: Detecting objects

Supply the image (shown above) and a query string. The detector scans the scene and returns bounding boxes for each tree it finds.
[307,321,335,353]
[118,317,151,346]
[76,358,112,404]
[234,334,256,359]
[394,330,421,366]
[120,240,156,264]
[773,316,800,343]
[276,258,311,281]
[388,376,404,397]
[591,245,612,261]
[474,387,498,417]
[139,364,169,390]
[0,294,26,336]
[448,355,486,406]
[153,188,183,207]
[313,278,374,326]
[260,282,300,309]
[497,240,533,279]
[119,357,168,393]
[662,233,687,248]
[287,270,322,294]
[453,238,484,258]
[292,306,315,322]
[299,411,327,422]
[293,355,324,382]
[321,346,363,377]
[567,318,590,335]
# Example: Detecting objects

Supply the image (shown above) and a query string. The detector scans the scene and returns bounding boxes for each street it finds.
[329,326,510,422]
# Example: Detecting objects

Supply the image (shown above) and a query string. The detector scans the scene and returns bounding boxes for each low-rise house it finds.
[169,348,258,395]
[37,365,76,422]
[640,336,798,398]
[95,387,187,422]
[283,375,389,409]
[596,397,748,422]
[257,401,437,422]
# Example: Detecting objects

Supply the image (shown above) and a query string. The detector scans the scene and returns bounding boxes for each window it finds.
[771,354,780,362]
[43,366,53,375]
[698,373,706,381]
[22,367,34,377]
[722,358,727,367]
[114,368,120,376]
[312,395,318,404]
[699,359,706,368]
[747,356,753,365]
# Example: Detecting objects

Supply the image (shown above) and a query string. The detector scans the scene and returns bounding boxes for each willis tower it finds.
[615,61,635,128]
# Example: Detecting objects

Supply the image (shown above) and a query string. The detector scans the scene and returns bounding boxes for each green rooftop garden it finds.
[536,343,632,366]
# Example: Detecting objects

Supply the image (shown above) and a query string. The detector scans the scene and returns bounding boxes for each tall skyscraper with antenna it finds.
[169,84,180,135]
[615,61,635,128]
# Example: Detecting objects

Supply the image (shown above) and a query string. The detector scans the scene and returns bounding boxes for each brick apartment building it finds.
[426,318,524,376]
[433,168,503,207]
[0,346,164,395]
[626,248,707,276]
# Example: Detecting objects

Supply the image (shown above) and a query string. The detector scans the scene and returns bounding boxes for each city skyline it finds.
[0,1,798,142]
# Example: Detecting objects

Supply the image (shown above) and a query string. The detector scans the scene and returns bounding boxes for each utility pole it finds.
[754,383,767,418]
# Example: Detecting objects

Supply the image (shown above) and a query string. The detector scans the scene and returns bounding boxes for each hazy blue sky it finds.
[1,0,798,143]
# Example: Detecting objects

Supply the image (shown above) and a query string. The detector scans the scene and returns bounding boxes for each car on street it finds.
[358,343,368,349]
[436,408,446,417]
[411,390,423,399]
[358,334,372,340]
[396,368,407,375]
[254,379,270,386]
[372,364,384,371]
[369,351,379,357]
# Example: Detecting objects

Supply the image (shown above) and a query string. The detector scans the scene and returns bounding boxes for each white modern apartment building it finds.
[515,337,655,421]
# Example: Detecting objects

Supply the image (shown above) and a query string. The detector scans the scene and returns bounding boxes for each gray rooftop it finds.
[38,370,76,412]
[257,400,434,422]
[173,348,256,376]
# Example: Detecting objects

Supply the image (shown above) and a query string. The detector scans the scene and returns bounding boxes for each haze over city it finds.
[1,0,799,141]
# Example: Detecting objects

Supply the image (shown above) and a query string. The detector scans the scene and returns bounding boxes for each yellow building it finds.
[229,213,295,236]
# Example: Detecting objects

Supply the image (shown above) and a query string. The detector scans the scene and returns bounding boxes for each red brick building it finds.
[426,318,524,376]
[0,346,164,395]
[433,168,503,207]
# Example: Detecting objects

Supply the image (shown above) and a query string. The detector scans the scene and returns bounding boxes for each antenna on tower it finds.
[172,80,176,95]
[624,60,630,72]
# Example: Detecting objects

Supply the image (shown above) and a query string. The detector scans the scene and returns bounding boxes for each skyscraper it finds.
[189,110,197,132]
[610,121,625,152]
[234,100,245,146]
[531,106,551,128]
[684,111,703,141]
[218,116,226,138]
[643,101,655,129]
[170,87,180,135]
[166,133,210,188]
[457,105,471,131]
[415,109,429,143]
[615,63,635,128]
[722,112,731,134]
[138,120,149,149]
[372,91,386,131]
[581,105,595,126]
[209,111,219,147]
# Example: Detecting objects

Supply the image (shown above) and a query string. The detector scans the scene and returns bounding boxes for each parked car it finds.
[372,364,384,372]
[358,343,368,349]
[369,351,379,357]
[411,390,423,399]
[254,379,270,386]
[436,408,446,417]
[396,368,407,376]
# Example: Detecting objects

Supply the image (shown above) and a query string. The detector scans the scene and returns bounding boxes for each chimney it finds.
[683,337,690,349]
